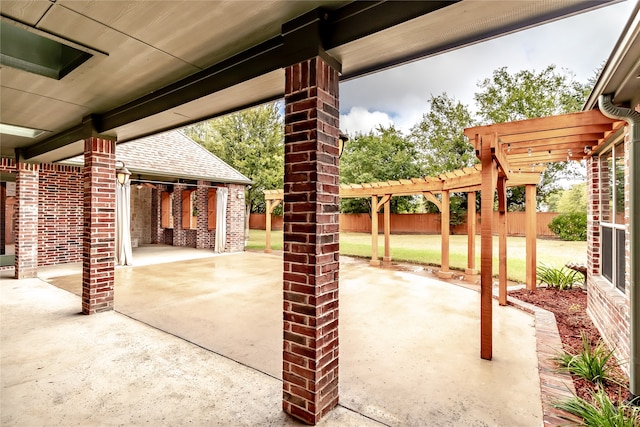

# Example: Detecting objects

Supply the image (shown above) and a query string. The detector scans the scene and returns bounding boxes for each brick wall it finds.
[39,164,83,266]
[131,185,152,245]
[586,124,631,375]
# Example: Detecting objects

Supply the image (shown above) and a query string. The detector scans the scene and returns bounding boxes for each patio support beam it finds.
[466,191,478,277]
[14,162,39,279]
[172,183,187,247]
[497,177,508,306]
[282,56,340,425]
[438,190,452,279]
[525,184,537,291]
[383,195,391,268]
[82,138,116,314]
[480,133,498,360]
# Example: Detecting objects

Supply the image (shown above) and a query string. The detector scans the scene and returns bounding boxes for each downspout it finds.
[599,93,640,401]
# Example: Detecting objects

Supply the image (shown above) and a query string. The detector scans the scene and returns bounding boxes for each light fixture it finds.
[584,146,592,154]
[527,147,532,156]
[338,132,349,158]
[116,162,131,185]
[0,123,46,138]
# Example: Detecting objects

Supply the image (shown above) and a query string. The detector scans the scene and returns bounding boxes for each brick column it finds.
[226,184,246,252]
[82,138,116,314]
[282,56,340,425]
[15,163,39,279]
[172,183,186,246]
[1,182,6,255]
[196,181,209,249]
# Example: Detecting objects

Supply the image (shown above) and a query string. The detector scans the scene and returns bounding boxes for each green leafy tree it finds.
[184,102,284,215]
[409,93,477,176]
[409,93,476,227]
[474,65,591,210]
[340,125,423,214]
[557,183,587,214]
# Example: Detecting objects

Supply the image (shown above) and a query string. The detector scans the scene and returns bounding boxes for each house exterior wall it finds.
[586,121,632,375]
[131,185,153,245]
[1,157,246,269]
[39,164,83,266]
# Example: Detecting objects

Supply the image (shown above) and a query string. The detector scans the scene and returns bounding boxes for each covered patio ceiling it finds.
[0,0,616,164]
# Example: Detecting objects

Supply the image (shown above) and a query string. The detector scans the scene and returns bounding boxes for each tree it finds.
[340,125,423,214]
[409,93,477,176]
[474,66,591,209]
[409,93,476,225]
[548,183,587,213]
[184,102,284,215]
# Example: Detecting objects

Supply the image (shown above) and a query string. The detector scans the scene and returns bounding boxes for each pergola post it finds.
[480,133,497,360]
[382,196,391,268]
[264,198,281,253]
[497,177,508,306]
[525,184,537,290]
[465,191,478,278]
[438,190,452,279]
[370,195,380,266]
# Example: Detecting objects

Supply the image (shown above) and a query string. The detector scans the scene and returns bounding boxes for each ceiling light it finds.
[0,123,46,138]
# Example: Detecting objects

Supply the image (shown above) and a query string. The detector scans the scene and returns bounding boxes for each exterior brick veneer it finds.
[15,162,39,279]
[586,124,632,375]
[82,138,116,314]
[282,57,341,425]
[226,184,246,252]
[172,183,187,247]
[39,164,83,265]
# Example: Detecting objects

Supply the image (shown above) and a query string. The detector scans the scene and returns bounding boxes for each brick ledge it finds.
[507,296,582,426]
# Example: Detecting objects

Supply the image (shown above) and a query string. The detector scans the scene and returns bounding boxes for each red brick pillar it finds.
[1,182,6,256]
[196,181,209,249]
[15,163,39,279]
[172,183,186,246]
[282,56,340,425]
[82,138,116,314]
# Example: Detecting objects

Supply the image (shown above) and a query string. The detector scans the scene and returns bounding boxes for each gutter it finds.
[599,93,640,400]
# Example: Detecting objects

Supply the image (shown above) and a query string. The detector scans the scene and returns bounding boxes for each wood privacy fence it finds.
[250,212,560,237]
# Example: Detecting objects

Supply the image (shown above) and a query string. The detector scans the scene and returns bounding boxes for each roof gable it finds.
[65,130,252,185]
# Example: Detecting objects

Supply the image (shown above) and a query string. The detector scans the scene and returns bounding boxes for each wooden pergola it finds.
[463,109,623,360]
[265,165,542,302]
[265,109,622,360]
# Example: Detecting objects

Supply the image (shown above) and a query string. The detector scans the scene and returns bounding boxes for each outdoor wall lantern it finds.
[338,132,349,158]
[116,161,131,185]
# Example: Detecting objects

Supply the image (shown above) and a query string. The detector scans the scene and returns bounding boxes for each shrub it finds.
[555,388,640,427]
[554,332,617,384]
[537,264,581,290]
[549,212,587,241]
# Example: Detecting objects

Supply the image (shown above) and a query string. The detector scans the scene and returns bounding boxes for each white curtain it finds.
[214,187,228,253]
[115,180,133,265]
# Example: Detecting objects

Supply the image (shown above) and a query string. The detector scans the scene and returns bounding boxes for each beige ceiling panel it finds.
[0,0,51,26]
[4,4,199,112]
[332,0,592,76]
[59,0,348,69]
[110,71,284,143]
[0,86,87,133]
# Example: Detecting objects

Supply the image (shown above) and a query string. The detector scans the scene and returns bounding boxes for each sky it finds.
[339,0,637,136]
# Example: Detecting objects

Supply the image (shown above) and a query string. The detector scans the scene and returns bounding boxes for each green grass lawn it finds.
[247,229,586,284]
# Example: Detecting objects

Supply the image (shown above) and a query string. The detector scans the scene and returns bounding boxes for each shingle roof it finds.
[65,130,251,185]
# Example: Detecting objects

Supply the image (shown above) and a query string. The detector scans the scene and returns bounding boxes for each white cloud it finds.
[338,1,634,135]
[339,107,394,136]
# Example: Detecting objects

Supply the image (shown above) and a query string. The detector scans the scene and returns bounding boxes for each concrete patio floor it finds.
[2,246,544,426]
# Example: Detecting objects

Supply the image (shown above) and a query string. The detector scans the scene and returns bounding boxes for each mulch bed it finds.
[509,287,630,403]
